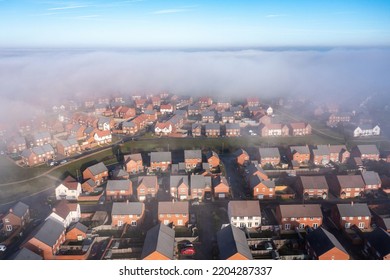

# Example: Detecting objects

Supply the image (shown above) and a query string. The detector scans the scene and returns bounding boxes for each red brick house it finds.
[188,104,201,116]
[150,151,172,172]
[191,123,202,137]
[111,202,145,227]
[124,153,143,174]
[160,104,174,114]
[137,176,159,201]
[56,138,80,156]
[158,201,189,226]
[289,122,312,136]
[122,121,138,135]
[362,171,381,193]
[81,179,97,193]
[190,175,212,200]
[170,175,189,200]
[20,145,55,166]
[260,123,289,137]
[332,203,371,230]
[246,97,260,107]
[106,180,133,201]
[250,176,275,199]
[258,147,280,167]
[206,150,220,169]
[225,123,241,137]
[1,202,30,235]
[32,131,51,146]
[141,223,175,260]
[213,176,230,199]
[276,204,323,231]
[311,145,330,165]
[353,145,380,161]
[333,175,365,199]
[65,222,88,241]
[7,136,26,154]
[234,148,250,166]
[202,111,215,123]
[205,123,220,137]
[244,161,268,181]
[221,111,235,123]
[184,150,202,171]
[364,228,390,260]
[82,162,108,185]
[289,145,310,164]
[297,176,329,199]
[329,145,350,163]
[217,225,253,260]
[199,96,213,107]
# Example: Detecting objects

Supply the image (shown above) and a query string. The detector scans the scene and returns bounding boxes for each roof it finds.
[124,153,142,162]
[85,162,108,176]
[206,150,219,159]
[365,228,390,258]
[141,223,175,260]
[362,171,381,186]
[68,222,88,233]
[306,227,348,257]
[228,200,261,217]
[212,176,229,187]
[221,111,234,117]
[205,123,220,130]
[202,111,215,117]
[290,122,308,129]
[184,150,202,160]
[357,144,379,155]
[106,180,132,192]
[357,124,378,130]
[158,201,189,214]
[170,175,189,188]
[52,200,78,219]
[61,175,79,190]
[112,202,144,216]
[138,176,157,189]
[33,131,51,140]
[217,225,253,260]
[261,180,275,189]
[336,203,371,217]
[122,121,136,128]
[112,168,128,178]
[34,218,65,247]
[337,175,365,189]
[233,148,249,157]
[300,176,329,190]
[9,136,26,145]
[246,162,266,176]
[259,147,280,158]
[279,204,323,218]
[10,201,29,218]
[290,145,310,154]
[329,145,348,154]
[226,123,240,130]
[313,145,330,156]
[190,175,212,189]
[11,248,43,260]
[150,151,171,163]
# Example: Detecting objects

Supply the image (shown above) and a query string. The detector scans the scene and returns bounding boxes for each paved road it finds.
[219,154,249,199]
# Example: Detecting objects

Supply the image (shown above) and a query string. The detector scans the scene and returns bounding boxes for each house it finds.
[124,153,143,174]
[327,113,352,127]
[93,130,112,145]
[244,161,268,181]
[56,138,80,156]
[81,179,97,193]
[1,202,30,235]
[23,218,66,260]
[170,175,189,200]
[137,176,159,201]
[154,122,173,135]
[217,225,253,260]
[354,145,380,161]
[191,123,202,137]
[97,117,114,131]
[32,131,51,146]
[354,124,380,137]
[122,121,138,135]
[289,122,312,136]
[329,145,350,163]
[216,98,231,111]
[160,104,174,114]
[266,106,273,116]
[7,136,26,154]
[276,204,323,231]
[55,175,81,200]
[205,123,220,137]
[213,176,230,199]
[106,180,133,201]
[47,200,81,228]
[188,104,201,116]
[234,148,250,166]
[206,150,220,169]
[82,162,108,185]
[297,176,329,199]
[311,145,330,165]
[150,151,172,172]
[289,145,310,164]
[190,175,212,200]
[258,147,280,167]
[364,227,390,260]
[246,97,260,107]
[184,150,202,171]
[158,201,189,226]
[225,123,241,137]
[221,111,235,123]
[333,175,365,199]
[20,145,55,166]
[202,111,215,123]
[111,202,145,227]
[260,123,289,137]
[306,227,349,260]
[111,167,129,180]
[66,222,88,241]
[231,106,243,119]
[114,106,136,119]
[10,248,43,260]
[228,200,261,228]
[141,223,175,260]
[199,96,213,107]
[151,96,161,107]
[362,171,381,193]
[332,203,371,230]
[250,176,275,199]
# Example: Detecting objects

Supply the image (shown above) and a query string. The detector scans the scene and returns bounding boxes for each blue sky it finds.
[0,0,389,47]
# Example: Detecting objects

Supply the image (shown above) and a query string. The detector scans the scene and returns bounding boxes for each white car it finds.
[0,244,6,252]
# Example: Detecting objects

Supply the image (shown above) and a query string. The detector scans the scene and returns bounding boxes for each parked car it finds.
[180,246,196,256]
[0,244,6,252]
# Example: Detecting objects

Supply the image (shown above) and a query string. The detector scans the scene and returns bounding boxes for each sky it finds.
[0,0,389,47]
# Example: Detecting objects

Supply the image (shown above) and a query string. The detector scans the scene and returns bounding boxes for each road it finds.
[219,154,249,199]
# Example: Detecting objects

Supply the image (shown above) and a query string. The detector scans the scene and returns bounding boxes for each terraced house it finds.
[158,201,189,226]
[276,204,323,231]
[111,202,145,227]
[297,176,329,199]
[106,180,133,202]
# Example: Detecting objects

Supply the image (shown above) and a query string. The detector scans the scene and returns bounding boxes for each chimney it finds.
[351,201,354,206]
[126,200,129,204]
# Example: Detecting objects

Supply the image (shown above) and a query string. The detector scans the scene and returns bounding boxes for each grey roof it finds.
[233,148,249,157]
[68,222,88,233]
[34,218,65,247]
[279,204,323,218]
[112,168,128,178]
[221,111,234,118]
[124,153,142,162]
[313,145,330,156]
[10,136,26,145]
[86,162,108,176]
[178,162,186,170]
[112,202,144,215]
[98,116,110,124]
[231,106,242,112]
[58,139,78,148]
[158,201,189,214]
[357,124,378,130]
[217,225,253,260]
[122,121,136,128]
[290,145,310,154]
[150,151,171,163]
[170,175,189,188]
[33,131,51,140]
[191,123,202,129]
[329,145,348,154]
[249,174,262,189]
[259,147,280,159]
[365,228,390,258]
[190,175,212,189]
[202,111,215,117]
[228,200,261,217]
[138,176,157,189]
[206,150,219,159]
[306,227,348,257]
[10,201,29,218]
[84,179,95,187]
[357,144,379,155]
[188,104,200,111]
[106,180,132,191]
[141,223,175,260]
[11,248,43,260]
[362,171,381,186]
[205,123,220,130]
[336,203,371,217]
[41,144,54,153]
[261,180,275,189]
[246,162,265,175]
[21,149,32,158]
[300,176,329,190]
[202,162,210,171]
[184,149,202,160]
[225,123,240,130]
[175,109,187,116]
[337,175,365,189]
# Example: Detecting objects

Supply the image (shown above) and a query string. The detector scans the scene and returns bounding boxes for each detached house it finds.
[32,131,51,146]
[106,180,133,201]
[150,151,172,172]
[221,111,235,123]
[354,124,380,137]
[290,122,312,136]
[297,176,329,199]
[217,225,253,260]
[7,136,26,154]
[184,150,202,171]
[228,200,261,229]
[361,171,381,193]
[202,111,215,123]
[276,204,323,231]
[205,123,220,137]
[141,223,175,260]
[160,104,174,114]
[154,122,173,135]
[333,175,365,199]
[190,175,212,200]
[234,148,250,166]
[329,145,350,163]
[20,145,55,166]
[311,145,330,165]
[258,147,280,167]
[191,123,202,137]
[289,145,310,164]
[97,117,114,131]
[66,222,88,241]
[354,145,380,161]
[1,202,30,235]
[206,150,220,169]
[48,201,81,228]
[170,175,189,200]
[124,153,144,174]
[250,176,275,199]
[55,175,81,201]
[93,130,112,145]
[137,176,159,201]
[332,203,371,230]
[111,202,145,227]
[213,176,230,199]
[82,162,108,185]
[158,201,189,226]
[225,123,241,137]
[122,121,138,135]
[188,104,201,116]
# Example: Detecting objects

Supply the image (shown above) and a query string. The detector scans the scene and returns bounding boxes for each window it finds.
[365,216,369,220]
[4,218,9,223]
[118,220,123,227]
[310,217,314,221]
[175,214,179,217]
[299,224,305,229]
[345,223,351,229]
[177,220,183,226]
[240,223,246,227]
[163,220,169,225]
[120,190,125,194]
[313,223,318,229]
[291,218,295,221]
[285,224,291,230]
[129,215,133,218]
[342,217,346,220]
[6,225,12,231]
[167,214,171,217]
[131,221,137,226]
[183,214,187,217]
[358,216,361,220]
[349,217,353,220]
[358,222,365,229]
[247,222,252,228]
[254,222,259,226]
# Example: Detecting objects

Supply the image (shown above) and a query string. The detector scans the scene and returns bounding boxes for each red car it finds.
[180,246,196,256]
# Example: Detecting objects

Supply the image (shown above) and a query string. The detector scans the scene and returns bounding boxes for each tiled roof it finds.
[228,200,261,217]
[85,162,108,176]
[300,176,329,190]
[106,180,132,191]
[357,144,379,155]
[259,147,280,158]
[112,202,144,215]
[34,218,64,247]
[336,203,371,217]
[362,171,381,186]
[10,201,29,218]
[141,223,175,260]
[150,152,171,163]
[306,227,348,257]
[61,175,79,190]
[170,175,189,188]
[190,175,212,189]
[217,225,252,260]
[279,204,323,218]
[184,150,201,160]
[337,175,365,189]
[158,201,189,214]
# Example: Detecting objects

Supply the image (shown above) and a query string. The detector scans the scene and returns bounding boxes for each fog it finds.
[0,47,389,120]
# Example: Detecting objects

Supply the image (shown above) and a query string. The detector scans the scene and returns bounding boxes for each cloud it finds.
[151,8,191,15]
[48,5,88,11]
